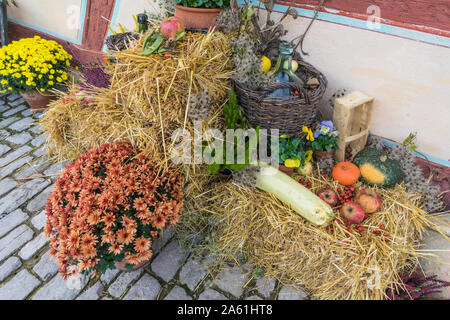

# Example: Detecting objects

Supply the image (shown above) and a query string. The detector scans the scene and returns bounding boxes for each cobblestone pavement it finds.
[0,92,310,300]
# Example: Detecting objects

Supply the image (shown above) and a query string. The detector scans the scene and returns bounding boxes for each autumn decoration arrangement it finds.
[27,0,448,301]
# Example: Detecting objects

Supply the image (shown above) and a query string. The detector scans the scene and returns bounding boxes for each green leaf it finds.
[208,162,222,174]
[125,263,134,272]
[252,267,265,280]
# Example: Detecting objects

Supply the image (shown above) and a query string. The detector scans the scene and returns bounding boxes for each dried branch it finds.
[292,0,325,55]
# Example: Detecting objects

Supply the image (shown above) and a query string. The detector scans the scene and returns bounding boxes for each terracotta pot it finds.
[174,4,222,29]
[313,149,335,161]
[114,238,158,272]
[278,165,294,176]
[21,90,57,112]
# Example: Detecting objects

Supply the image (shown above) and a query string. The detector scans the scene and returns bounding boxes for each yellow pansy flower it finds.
[305,150,313,163]
[302,126,315,141]
[285,159,301,168]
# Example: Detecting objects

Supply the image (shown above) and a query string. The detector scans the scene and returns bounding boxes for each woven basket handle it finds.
[256,82,310,104]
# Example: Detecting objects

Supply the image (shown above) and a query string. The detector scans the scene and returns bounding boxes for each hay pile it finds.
[188,169,449,300]
[40,31,233,171]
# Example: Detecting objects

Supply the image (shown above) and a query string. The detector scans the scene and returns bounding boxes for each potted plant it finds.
[44,141,184,278]
[0,36,72,111]
[173,0,231,29]
[206,127,260,179]
[307,121,339,160]
[275,134,309,176]
[205,89,258,179]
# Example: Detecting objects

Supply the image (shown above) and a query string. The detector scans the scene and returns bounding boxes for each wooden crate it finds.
[333,91,374,162]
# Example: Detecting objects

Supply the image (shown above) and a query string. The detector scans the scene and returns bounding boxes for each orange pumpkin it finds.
[332,162,360,185]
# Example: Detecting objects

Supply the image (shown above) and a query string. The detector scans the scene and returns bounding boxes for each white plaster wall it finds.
[7,0,84,41]
[111,0,162,32]
[270,12,450,161]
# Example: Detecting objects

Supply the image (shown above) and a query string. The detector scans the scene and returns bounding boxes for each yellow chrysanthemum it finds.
[0,37,71,92]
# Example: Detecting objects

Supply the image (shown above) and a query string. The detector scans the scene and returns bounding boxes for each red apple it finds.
[317,188,338,207]
[355,188,382,213]
[340,201,365,225]
[160,17,184,39]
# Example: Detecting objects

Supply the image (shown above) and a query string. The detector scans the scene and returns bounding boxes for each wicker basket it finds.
[234,59,327,136]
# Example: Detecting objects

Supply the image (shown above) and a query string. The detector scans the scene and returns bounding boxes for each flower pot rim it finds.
[174,4,223,12]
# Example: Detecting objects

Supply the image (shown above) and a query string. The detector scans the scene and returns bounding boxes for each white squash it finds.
[255,163,334,226]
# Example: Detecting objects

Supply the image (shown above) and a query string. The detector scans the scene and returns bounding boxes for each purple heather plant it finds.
[386,270,450,300]
[66,44,111,88]
[78,64,111,89]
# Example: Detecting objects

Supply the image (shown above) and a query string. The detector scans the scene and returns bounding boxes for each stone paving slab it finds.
[5,132,32,145]
[32,250,59,281]
[0,155,33,178]
[3,105,27,117]
[123,274,161,300]
[0,145,32,167]
[18,232,49,260]
[164,286,192,300]
[0,256,21,282]
[0,224,34,262]
[0,116,20,129]
[0,178,50,215]
[0,178,18,197]
[179,256,208,291]
[76,282,104,300]
[8,117,34,132]
[26,184,54,213]
[0,209,28,238]
[151,240,188,282]
[0,269,41,300]
[32,273,88,300]
[100,268,120,285]
[31,210,47,231]
[0,144,11,157]
[212,265,250,298]
[256,276,277,298]
[108,269,143,298]
[198,289,228,300]
[278,285,308,300]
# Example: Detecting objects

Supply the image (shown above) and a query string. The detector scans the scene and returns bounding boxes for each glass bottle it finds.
[137,13,149,34]
[269,41,304,97]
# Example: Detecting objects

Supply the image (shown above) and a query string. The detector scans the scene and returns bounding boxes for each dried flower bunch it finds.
[44,141,184,278]
[389,143,443,212]
[366,134,385,151]
[317,154,335,176]
[188,87,213,123]
[231,166,260,188]
[229,33,276,90]
[214,7,240,33]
